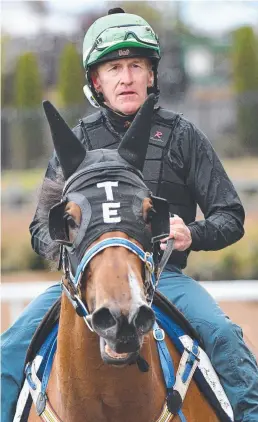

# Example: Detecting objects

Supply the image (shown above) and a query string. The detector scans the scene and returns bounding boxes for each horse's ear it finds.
[118,94,156,172]
[43,101,86,180]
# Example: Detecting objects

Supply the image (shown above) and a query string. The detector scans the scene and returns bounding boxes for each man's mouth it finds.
[119,91,136,96]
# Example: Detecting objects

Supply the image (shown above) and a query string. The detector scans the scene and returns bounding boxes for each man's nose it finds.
[120,67,133,85]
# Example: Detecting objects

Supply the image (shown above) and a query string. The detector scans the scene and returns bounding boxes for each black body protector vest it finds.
[76,108,196,269]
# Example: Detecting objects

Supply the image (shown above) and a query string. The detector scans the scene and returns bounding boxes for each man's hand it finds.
[160,215,192,251]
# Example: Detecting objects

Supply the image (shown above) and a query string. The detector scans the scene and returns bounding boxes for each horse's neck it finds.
[47,294,166,422]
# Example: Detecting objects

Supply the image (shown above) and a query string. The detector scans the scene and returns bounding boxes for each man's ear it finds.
[147,70,154,88]
[91,69,101,92]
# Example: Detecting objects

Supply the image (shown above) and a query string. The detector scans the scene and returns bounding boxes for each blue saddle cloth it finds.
[21,291,232,422]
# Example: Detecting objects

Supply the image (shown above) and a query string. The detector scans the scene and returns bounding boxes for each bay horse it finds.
[19,95,229,422]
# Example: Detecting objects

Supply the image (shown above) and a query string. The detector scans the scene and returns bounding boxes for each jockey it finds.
[2,8,258,422]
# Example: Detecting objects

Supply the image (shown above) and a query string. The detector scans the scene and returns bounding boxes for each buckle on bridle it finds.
[144,252,154,273]
[153,326,165,341]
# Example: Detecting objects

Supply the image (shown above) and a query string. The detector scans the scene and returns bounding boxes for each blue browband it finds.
[72,237,156,288]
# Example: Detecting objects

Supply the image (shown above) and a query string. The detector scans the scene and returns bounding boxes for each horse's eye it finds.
[146,208,157,224]
[64,213,78,230]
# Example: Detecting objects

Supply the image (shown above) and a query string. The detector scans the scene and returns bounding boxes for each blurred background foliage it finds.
[58,42,85,107]
[1,1,258,280]
[232,26,258,155]
[14,52,43,108]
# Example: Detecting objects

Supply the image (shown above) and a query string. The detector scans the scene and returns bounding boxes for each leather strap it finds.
[156,239,174,279]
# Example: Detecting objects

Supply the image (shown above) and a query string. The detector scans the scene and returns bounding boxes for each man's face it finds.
[91,57,154,115]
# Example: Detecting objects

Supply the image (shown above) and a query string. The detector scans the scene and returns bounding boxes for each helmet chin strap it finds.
[83,84,100,108]
[83,83,140,118]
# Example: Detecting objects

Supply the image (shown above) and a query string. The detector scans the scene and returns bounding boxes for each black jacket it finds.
[29,106,245,269]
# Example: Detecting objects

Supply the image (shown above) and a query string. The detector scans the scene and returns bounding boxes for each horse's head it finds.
[43,95,170,366]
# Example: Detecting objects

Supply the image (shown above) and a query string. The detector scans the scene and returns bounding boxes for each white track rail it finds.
[1,281,258,325]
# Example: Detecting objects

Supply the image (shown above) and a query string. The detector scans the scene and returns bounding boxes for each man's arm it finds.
[29,153,61,259]
[29,123,85,258]
[187,123,245,251]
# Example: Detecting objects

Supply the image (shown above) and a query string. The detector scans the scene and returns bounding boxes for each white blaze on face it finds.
[97,181,121,223]
[127,265,146,317]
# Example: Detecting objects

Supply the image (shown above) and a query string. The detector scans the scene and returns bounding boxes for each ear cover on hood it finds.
[43,101,86,180]
[118,94,156,171]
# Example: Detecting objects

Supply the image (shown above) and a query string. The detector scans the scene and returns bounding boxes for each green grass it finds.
[2,168,45,192]
[2,157,258,192]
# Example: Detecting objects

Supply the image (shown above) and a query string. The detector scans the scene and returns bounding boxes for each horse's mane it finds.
[36,167,65,267]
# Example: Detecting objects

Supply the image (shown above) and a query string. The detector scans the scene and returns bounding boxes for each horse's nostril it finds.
[92,307,117,332]
[133,305,155,334]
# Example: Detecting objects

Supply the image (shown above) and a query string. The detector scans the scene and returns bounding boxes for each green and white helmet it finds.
[82,8,161,108]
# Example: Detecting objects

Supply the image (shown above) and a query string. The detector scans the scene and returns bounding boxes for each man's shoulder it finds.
[73,110,102,129]
[80,110,103,126]
[156,107,208,153]
[155,106,195,132]
[155,106,179,122]
[72,110,103,142]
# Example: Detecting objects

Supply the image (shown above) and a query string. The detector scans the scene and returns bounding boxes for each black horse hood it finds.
[64,149,144,188]
[49,154,153,272]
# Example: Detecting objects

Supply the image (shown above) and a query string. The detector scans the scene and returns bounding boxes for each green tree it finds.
[232,26,258,155]
[13,53,44,169]
[14,52,42,108]
[58,43,85,106]
[1,34,9,107]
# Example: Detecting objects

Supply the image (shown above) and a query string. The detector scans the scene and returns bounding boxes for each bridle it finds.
[23,233,194,422]
[53,161,173,332]
[60,236,173,332]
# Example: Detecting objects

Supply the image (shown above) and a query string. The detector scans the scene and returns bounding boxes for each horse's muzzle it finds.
[91,304,155,365]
